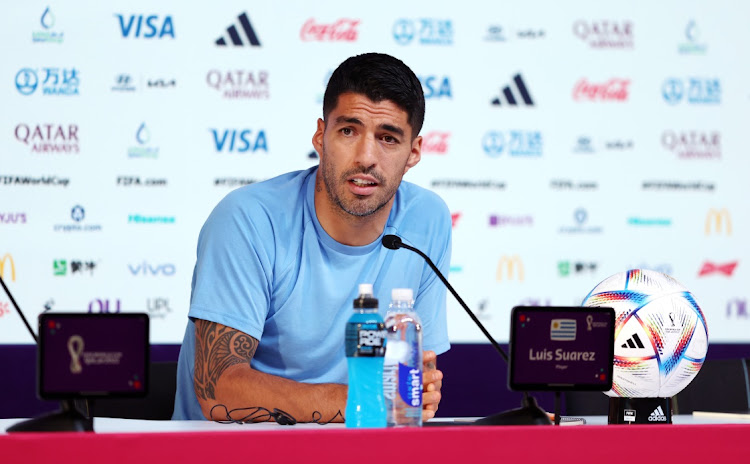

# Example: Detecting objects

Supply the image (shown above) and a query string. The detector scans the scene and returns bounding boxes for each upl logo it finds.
[0,254,16,282]
[115,14,174,38]
[211,129,268,153]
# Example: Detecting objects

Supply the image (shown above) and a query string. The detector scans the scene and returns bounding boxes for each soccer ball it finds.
[582,269,709,398]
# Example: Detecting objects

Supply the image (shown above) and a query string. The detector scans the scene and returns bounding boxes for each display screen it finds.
[509,306,614,391]
[38,313,149,399]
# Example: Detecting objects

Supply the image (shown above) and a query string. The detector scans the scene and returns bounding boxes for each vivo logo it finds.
[128,262,176,276]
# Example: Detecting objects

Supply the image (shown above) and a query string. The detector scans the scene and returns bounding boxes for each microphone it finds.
[1,274,93,432]
[381,234,551,426]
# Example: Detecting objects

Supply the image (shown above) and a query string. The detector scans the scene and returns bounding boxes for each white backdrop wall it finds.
[1,1,748,345]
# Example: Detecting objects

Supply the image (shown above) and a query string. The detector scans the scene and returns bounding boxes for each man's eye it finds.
[341,128,352,136]
[383,135,397,143]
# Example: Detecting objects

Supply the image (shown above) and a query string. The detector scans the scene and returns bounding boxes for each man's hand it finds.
[422,350,443,422]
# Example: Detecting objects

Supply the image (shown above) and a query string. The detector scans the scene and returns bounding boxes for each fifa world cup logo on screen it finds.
[68,335,84,374]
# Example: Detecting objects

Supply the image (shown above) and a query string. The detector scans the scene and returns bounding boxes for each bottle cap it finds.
[391,288,414,302]
[354,283,378,309]
[358,283,373,296]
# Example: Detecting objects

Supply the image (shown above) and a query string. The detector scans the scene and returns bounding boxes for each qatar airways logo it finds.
[573,78,630,101]
[662,130,720,159]
[14,124,79,154]
[300,18,360,41]
[422,132,450,154]
[573,20,633,48]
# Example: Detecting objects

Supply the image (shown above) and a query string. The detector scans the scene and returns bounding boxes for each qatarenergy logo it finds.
[128,214,175,224]
[1,175,70,186]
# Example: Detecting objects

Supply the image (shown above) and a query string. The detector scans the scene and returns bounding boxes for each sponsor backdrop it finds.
[1,1,749,347]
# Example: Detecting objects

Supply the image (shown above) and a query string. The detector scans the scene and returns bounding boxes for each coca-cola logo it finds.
[422,131,450,154]
[661,130,721,159]
[573,78,630,101]
[300,18,360,42]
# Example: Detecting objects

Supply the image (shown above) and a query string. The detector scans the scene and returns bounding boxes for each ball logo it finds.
[68,335,84,374]
[573,78,630,101]
[300,18,359,41]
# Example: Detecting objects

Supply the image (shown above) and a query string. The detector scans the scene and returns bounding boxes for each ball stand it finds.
[608,397,672,424]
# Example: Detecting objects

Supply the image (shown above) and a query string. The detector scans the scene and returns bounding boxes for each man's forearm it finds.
[200,364,347,422]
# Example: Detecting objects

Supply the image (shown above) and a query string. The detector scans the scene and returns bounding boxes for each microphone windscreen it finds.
[381,234,402,250]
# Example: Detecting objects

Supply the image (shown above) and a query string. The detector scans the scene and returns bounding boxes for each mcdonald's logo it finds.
[0,254,16,282]
[705,208,731,235]
[496,255,524,281]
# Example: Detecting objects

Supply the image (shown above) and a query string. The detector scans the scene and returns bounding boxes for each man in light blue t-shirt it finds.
[174,53,451,423]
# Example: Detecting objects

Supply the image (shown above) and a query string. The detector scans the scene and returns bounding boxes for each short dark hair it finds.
[323,53,425,137]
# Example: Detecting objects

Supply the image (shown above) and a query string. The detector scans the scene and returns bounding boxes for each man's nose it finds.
[354,135,377,167]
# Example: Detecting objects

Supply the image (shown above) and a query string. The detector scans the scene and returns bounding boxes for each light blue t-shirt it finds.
[173,167,452,420]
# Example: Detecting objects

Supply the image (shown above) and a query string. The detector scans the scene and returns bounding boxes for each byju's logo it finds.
[679,20,707,55]
[559,208,603,234]
[482,131,542,157]
[496,255,524,282]
[0,213,27,225]
[128,262,176,276]
[16,68,79,96]
[393,19,453,46]
[573,78,630,101]
[705,208,731,236]
[422,132,450,154]
[33,7,64,43]
[15,123,79,154]
[491,74,534,106]
[419,75,452,99]
[662,130,720,159]
[662,78,720,104]
[698,261,738,277]
[128,123,159,159]
[53,259,97,276]
[573,20,633,48]
[211,129,268,153]
[206,70,269,99]
[115,14,174,38]
[300,18,360,41]
[217,12,260,46]
[488,215,533,227]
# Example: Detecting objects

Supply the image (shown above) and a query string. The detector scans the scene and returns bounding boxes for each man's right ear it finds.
[312,118,325,156]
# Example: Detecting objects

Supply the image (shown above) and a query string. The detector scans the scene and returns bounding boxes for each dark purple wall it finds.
[2,343,749,419]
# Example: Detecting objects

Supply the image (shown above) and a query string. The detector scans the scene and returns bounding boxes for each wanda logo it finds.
[422,132,450,154]
[300,18,360,41]
[573,78,630,101]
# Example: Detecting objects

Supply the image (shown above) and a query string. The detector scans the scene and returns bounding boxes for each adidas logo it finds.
[216,12,260,46]
[491,74,534,106]
[620,333,645,349]
[648,406,667,422]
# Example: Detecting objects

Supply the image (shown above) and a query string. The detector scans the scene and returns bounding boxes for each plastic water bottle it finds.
[384,288,423,427]
[345,283,386,428]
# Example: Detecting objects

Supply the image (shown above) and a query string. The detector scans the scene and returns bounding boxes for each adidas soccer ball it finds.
[582,269,709,398]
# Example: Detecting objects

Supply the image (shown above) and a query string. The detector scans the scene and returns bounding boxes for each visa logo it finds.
[419,76,452,99]
[128,262,176,276]
[211,129,268,153]
[115,14,175,38]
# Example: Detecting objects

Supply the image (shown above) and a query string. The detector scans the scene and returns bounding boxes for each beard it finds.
[319,146,400,218]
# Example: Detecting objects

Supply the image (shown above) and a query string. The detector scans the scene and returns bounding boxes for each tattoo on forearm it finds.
[194,320,259,401]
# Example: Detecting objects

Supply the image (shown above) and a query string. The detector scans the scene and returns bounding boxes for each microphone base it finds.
[474,396,553,426]
[6,400,93,433]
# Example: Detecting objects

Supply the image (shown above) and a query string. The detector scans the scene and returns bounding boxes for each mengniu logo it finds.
[422,132,450,154]
[0,254,16,282]
[496,255,524,282]
[558,260,597,277]
[115,14,174,38]
[207,70,269,99]
[393,18,453,45]
[217,12,260,46]
[419,76,452,99]
[573,20,633,48]
[33,7,64,43]
[662,78,720,104]
[128,123,159,159]
[15,123,79,154]
[53,259,97,276]
[491,74,534,106]
[128,262,176,277]
[662,130,720,159]
[15,67,79,96]
[705,209,731,235]
[573,78,630,101]
[0,213,26,224]
[482,131,542,157]
[211,129,268,153]
[698,260,738,277]
[300,18,360,41]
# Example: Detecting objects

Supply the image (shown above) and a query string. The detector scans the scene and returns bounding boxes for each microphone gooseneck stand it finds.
[382,234,552,426]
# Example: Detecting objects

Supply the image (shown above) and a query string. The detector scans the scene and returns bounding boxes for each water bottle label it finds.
[398,363,422,407]
[346,322,386,357]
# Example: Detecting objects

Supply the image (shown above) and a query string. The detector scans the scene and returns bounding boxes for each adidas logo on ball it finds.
[648,406,667,422]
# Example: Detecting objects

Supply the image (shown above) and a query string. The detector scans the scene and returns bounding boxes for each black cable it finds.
[209,404,297,425]
[311,410,344,425]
